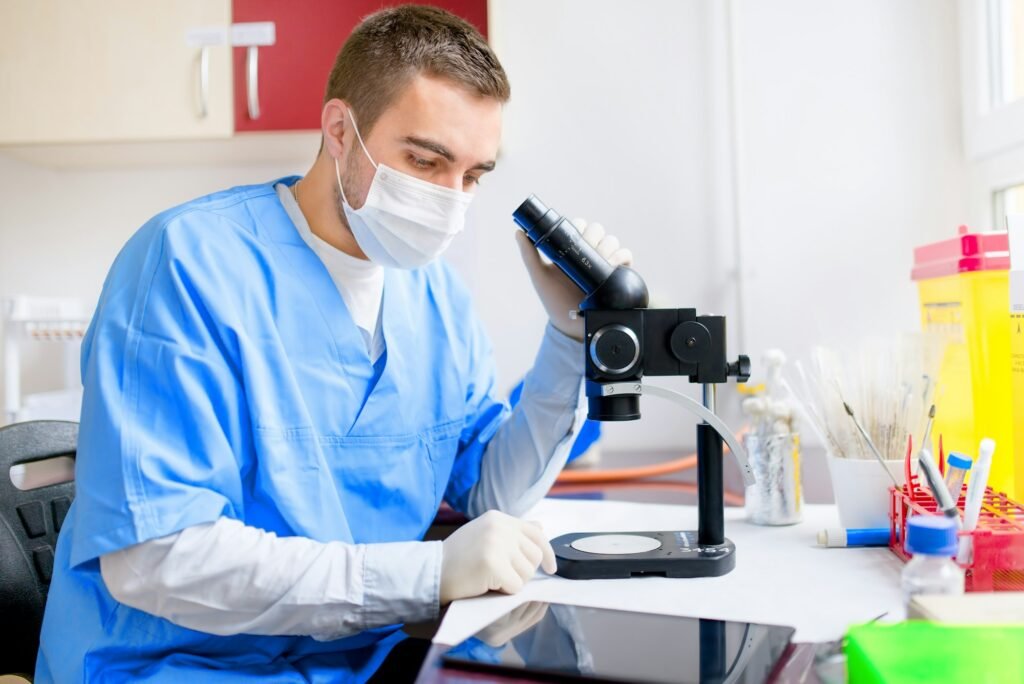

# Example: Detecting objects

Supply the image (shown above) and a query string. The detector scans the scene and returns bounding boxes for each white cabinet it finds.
[0,0,233,144]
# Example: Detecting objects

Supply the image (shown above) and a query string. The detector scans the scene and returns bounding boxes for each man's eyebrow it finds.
[403,136,455,162]
[402,136,496,172]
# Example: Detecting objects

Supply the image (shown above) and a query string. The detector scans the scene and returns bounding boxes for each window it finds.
[996,182,1024,227]
[962,0,1024,158]
[964,0,1024,228]
[988,0,1024,108]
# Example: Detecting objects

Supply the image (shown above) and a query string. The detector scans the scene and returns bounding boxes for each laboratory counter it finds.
[414,497,902,683]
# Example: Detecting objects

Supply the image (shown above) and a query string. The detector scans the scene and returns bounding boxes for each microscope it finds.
[514,195,755,579]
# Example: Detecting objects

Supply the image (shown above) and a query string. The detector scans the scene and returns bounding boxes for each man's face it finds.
[339,74,503,210]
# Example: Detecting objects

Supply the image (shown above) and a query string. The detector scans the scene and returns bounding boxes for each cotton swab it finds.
[783,336,940,466]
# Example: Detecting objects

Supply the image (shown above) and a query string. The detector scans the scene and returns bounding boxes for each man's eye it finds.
[411,156,434,169]
[464,175,481,187]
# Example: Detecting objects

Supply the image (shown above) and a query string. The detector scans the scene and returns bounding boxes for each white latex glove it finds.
[440,510,557,605]
[515,218,634,341]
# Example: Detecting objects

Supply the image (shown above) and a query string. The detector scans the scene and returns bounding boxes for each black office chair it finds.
[0,421,77,677]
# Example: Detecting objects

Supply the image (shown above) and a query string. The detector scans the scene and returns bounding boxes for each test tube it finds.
[944,452,973,502]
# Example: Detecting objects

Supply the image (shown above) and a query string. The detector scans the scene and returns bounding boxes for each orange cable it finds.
[550,480,746,507]
[556,454,698,483]
[554,426,749,485]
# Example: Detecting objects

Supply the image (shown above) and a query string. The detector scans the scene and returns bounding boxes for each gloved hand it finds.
[515,218,634,341]
[440,510,557,605]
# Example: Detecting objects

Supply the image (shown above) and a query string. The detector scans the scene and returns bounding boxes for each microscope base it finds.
[551,530,736,580]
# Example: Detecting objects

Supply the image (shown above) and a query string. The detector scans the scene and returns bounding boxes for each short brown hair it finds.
[324,5,510,134]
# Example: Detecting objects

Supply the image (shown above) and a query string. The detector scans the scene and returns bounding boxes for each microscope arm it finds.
[594,382,756,487]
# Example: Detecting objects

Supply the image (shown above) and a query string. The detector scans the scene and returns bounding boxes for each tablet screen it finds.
[441,602,795,683]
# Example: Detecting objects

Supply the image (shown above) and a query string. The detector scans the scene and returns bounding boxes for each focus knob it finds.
[728,355,751,383]
[589,324,641,375]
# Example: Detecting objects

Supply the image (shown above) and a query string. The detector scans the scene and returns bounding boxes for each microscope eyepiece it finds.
[512,195,550,233]
[513,194,649,311]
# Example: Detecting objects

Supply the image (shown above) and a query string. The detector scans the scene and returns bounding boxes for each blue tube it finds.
[818,527,891,547]
[846,528,890,546]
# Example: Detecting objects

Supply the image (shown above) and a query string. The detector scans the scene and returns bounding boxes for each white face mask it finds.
[335,110,474,269]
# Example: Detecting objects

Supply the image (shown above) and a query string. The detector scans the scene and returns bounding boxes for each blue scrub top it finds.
[35,179,510,682]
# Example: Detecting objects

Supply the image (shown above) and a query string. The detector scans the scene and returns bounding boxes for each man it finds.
[36,6,632,682]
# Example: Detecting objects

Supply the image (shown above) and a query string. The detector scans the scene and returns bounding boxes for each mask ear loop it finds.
[346,109,378,169]
[335,107,377,208]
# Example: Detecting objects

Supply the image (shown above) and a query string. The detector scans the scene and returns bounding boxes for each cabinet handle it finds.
[246,46,261,120]
[197,46,210,119]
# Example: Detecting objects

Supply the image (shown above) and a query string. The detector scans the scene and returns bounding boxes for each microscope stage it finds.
[552,531,736,580]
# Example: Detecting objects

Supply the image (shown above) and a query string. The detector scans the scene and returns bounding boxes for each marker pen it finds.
[817,527,890,547]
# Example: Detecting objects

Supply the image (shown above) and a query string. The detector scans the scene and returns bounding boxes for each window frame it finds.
[962,0,1024,229]
[960,0,1024,160]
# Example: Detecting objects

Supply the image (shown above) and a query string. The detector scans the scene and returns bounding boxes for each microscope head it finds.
[514,194,749,422]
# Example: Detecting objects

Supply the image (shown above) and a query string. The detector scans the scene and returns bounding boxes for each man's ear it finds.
[321,99,350,159]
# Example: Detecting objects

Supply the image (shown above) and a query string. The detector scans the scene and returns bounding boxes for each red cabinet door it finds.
[232,1,488,132]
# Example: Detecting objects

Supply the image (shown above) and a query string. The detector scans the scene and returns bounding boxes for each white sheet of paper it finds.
[435,499,904,645]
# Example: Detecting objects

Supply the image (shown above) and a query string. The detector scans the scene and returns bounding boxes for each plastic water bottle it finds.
[901,516,964,610]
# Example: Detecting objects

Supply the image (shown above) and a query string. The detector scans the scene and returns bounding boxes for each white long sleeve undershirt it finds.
[100,182,586,638]
[100,518,441,641]
[101,325,583,638]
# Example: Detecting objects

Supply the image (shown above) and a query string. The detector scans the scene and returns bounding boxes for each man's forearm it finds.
[468,324,586,518]
[100,517,441,640]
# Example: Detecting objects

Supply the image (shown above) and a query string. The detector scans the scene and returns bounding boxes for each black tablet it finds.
[440,602,795,683]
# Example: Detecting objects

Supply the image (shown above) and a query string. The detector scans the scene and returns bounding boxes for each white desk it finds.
[435,499,904,646]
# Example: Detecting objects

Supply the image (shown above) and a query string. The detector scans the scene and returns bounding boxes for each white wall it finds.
[732,0,969,364]
[0,155,308,400]
[0,1,970,463]
[468,0,970,454]
[462,0,723,452]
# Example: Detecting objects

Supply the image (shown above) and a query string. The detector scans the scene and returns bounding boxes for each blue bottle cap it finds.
[946,453,973,470]
[906,515,958,556]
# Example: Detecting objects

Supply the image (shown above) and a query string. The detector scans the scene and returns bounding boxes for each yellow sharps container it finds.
[912,226,1015,496]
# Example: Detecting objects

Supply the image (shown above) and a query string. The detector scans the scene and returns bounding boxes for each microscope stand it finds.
[551,383,754,580]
